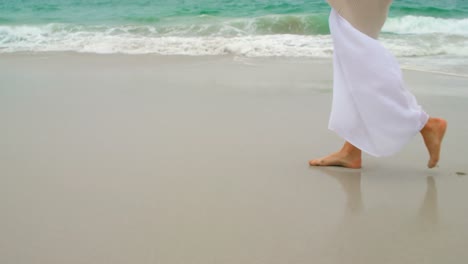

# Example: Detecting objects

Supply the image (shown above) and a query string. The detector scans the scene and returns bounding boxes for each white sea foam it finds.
[1,24,468,58]
[0,24,333,56]
[381,34,468,57]
[385,16,468,35]
[1,14,468,63]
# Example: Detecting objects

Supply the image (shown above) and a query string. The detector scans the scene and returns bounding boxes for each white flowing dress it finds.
[328,9,429,157]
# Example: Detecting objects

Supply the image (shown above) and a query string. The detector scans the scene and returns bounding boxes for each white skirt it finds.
[328,9,429,157]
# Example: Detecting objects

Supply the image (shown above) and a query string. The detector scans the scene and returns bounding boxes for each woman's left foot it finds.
[421,117,447,168]
[309,142,362,169]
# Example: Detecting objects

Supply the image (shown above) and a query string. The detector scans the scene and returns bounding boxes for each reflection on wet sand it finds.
[418,176,439,227]
[318,168,364,216]
[318,167,438,221]
[316,167,440,263]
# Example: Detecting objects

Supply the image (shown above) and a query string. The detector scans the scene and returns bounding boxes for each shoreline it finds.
[401,66,468,79]
[2,51,468,78]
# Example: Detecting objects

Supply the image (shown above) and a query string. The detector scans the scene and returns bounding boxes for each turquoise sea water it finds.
[0,0,467,74]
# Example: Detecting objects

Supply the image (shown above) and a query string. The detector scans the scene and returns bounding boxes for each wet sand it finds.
[1,53,468,264]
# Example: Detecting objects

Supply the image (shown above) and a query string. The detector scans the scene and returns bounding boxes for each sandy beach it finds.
[1,53,468,264]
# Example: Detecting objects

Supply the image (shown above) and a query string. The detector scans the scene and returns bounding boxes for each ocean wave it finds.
[385,15,468,35]
[0,25,332,56]
[122,14,330,35]
[392,5,466,18]
[1,23,468,59]
[2,13,468,37]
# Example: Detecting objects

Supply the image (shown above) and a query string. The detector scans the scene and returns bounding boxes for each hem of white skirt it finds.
[418,111,430,131]
[329,111,428,158]
[328,125,382,158]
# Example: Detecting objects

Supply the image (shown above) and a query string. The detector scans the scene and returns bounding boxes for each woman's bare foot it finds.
[309,142,362,169]
[421,117,447,168]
